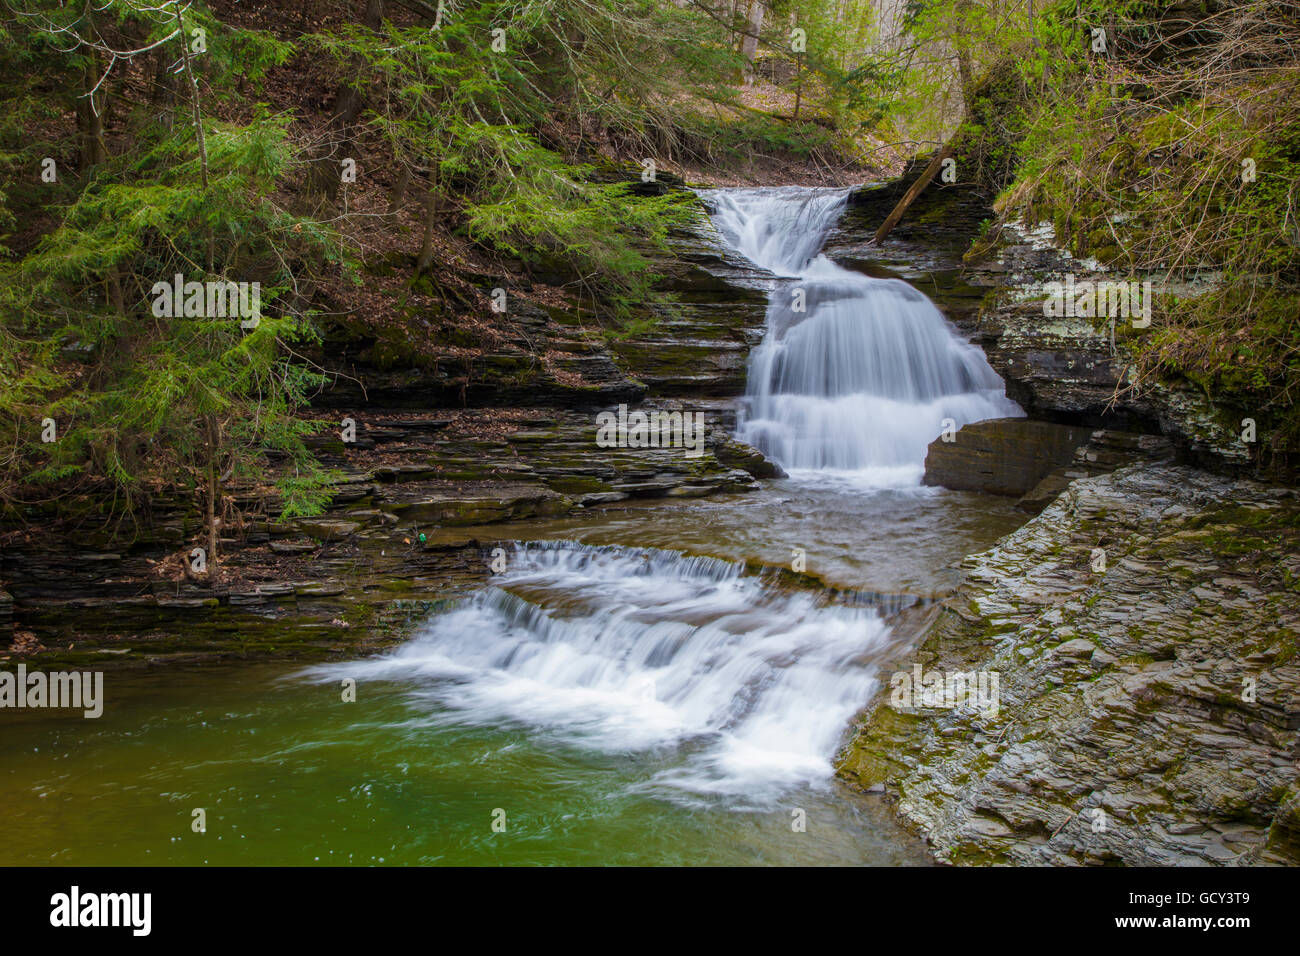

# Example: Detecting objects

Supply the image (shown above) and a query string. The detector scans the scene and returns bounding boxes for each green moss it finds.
[543,476,610,494]
[988,66,1300,470]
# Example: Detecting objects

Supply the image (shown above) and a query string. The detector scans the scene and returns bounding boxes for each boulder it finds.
[923,418,1093,497]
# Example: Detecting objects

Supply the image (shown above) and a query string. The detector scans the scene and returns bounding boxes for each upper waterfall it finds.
[703,186,1022,484]
[707,186,851,276]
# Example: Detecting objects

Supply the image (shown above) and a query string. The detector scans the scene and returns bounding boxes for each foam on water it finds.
[303,189,1025,811]
[705,186,1022,481]
[304,542,893,806]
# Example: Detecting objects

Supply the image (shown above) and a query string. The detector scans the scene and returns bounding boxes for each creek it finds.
[0,187,1025,865]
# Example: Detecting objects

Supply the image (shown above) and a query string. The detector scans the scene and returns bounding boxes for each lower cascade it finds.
[303,189,1027,807]
[306,542,894,805]
[706,186,1022,482]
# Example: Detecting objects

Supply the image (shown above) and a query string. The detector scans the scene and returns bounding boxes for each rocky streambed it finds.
[2,169,1296,867]
[837,463,1300,865]
[0,228,780,666]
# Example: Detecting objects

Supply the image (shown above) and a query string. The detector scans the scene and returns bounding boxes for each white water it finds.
[306,187,1025,812]
[307,542,892,807]
[707,186,1022,484]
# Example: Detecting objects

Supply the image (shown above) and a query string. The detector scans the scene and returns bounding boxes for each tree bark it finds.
[388,164,410,213]
[794,51,803,120]
[417,187,439,274]
[332,0,387,127]
[204,415,220,576]
[313,0,387,198]
[873,142,956,245]
[174,4,209,190]
[75,19,108,168]
[741,1,765,62]
[151,44,178,130]
[954,0,976,118]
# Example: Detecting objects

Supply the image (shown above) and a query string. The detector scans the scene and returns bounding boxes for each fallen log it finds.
[872,142,957,245]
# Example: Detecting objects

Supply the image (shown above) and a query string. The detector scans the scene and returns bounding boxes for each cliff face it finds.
[966,220,1254,473]
[0,403,773,666]
[0,204,780,663]
[824,166,1253,477]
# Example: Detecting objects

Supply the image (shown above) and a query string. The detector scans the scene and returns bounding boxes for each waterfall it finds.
[304,541,893,806]
[705,186,1022,483]
[299,188,1024,811]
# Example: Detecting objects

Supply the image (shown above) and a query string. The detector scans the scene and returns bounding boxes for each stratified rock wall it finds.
[825,179,1255,476]
[967,221,1253,471]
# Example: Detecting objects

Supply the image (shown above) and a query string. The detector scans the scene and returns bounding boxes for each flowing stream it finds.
[711,186,1020,482]
[0,187,1025,866]
[306,542,893,806]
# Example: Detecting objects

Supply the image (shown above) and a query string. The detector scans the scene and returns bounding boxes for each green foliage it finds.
[697,113,838,158]
[5,0,1289,534]
[310,4,736,322]
[464,156,700,315]
[836,0,1300,463]
[990,2,1300,459]
[0,6,347,536]
[0,0,762,536]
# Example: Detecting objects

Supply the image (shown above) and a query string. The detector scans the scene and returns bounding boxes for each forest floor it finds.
[1,1,902,655]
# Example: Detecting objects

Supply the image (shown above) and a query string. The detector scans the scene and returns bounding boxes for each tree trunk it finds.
[174,4,209,190]
[152,45,178,130]
[794,52,803,120]
[954,0,975,117]
[206,459,219,572]
[75,19,108,168]
[389,164,411,213]
[741,1,765,62]
[313,0,387,198]
[417,186,439,274]
[107,267,124,314]
[204,415,220,576]
[75,89,107,167]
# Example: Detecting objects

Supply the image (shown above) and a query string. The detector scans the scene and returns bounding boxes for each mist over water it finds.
[287,190,1026,830]
[706,186,1022,483]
